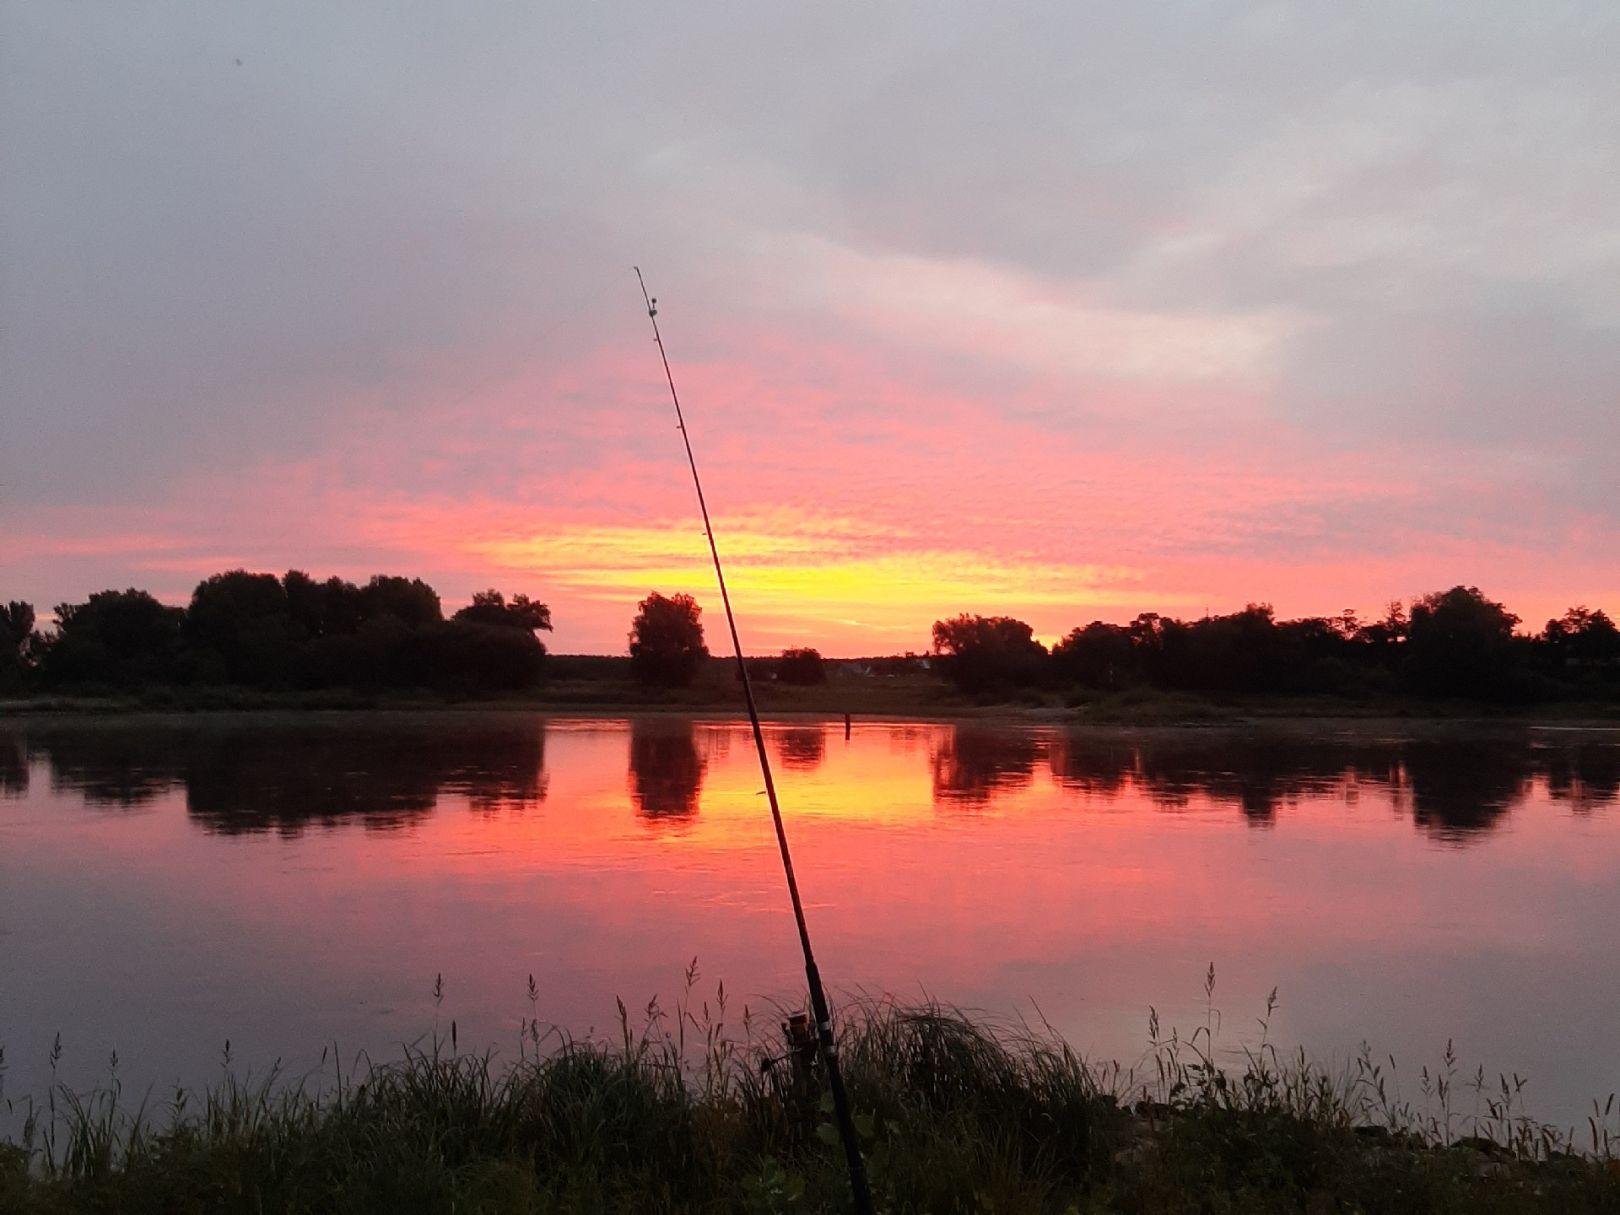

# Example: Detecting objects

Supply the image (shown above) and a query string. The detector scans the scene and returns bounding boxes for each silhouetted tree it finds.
[452,590,553,635]
[1175,604,1282,693]
[44,589,185,685]
[0,601,35,689]
[278,572,450,690]
[283,570,365,639]
[0,601,34,649]
[1542,607,1620,680]
[1271,615,1362,693]
[628,592,708,686]
[19,563,1618,707]
[186,570,294,684]
[1351,601,1410,683]
[931,615,1048,693]
[1126,613,1178,684]
[1405,586,1523,699]
[1051,621,1134,689]
[774,647,826,685]
[295,616,411,689]
[32,568,562,694]
[360,575,442,628]
[419,620,547,693]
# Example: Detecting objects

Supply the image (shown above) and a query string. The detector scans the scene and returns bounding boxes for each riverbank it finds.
[3,1001,1616,1213]
[4,677,1617,727]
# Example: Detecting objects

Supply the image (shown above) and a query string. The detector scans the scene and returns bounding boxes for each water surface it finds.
[2,714,1617,1129]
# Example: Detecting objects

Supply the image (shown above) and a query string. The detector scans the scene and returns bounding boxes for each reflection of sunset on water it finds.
[3,716,1619,1129]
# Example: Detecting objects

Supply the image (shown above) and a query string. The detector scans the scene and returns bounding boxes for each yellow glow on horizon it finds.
[467,516,1190,648]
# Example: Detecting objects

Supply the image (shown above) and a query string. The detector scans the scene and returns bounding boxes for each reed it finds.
[4,979,1619,1213]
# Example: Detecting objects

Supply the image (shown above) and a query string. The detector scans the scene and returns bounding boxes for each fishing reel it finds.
[760,1010,821,1078]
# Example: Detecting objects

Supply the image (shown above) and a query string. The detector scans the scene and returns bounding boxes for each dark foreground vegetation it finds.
[4,569,1617,713]
[4,996,1619,1214]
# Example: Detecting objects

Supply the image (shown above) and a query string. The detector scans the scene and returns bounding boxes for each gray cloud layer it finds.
[4,2,1617,589]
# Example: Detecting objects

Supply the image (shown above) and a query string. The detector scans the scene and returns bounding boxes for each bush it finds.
[774,647,826,685]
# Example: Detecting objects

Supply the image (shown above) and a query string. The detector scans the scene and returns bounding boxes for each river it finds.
[2,713,1617,1132]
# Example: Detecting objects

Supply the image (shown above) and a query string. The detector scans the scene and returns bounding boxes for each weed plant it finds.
[3,968,1618,1213]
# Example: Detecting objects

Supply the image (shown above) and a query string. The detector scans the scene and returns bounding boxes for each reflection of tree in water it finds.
[185,725,547,836]
[25,722,548,834]
[1046,730,1560,841]
[628,719,705,822]
[30,727,187,807]
[701,725,734,765]
[184,734,439,836]
[1050,732,1404,826]
[775,725,826,772]
[1048,735,1135,797]
[1541,743,1620,811]
[1402,738,1532,843]
[887,726,933,755]
[0,733,30,797]
[1134,736,1405,827]
[931,726,1043,807]
[24,719,1614,845]
[444,727,548,815]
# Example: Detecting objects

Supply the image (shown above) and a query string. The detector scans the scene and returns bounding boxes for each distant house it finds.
[826,656,931,678]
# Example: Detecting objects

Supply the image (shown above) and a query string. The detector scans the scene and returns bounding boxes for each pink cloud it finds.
[8,322,1615,653]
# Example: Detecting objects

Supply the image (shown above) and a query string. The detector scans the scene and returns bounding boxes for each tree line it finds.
[0,572,554,695]
[0,576,816,696]
[931,586,1620,703]
[3,574,1615,703]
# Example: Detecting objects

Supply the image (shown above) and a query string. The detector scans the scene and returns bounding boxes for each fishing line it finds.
[634,268,874,1215]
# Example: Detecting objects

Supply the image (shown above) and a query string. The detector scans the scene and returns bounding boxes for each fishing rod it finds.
[634,268,874,1215]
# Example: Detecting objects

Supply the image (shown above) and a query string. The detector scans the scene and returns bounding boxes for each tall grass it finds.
[4,975,1619,1213]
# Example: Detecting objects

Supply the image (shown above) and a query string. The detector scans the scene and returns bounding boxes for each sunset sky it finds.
[4,3,1617,654]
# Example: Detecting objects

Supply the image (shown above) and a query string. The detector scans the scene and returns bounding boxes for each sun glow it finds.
[469,514,1161,649]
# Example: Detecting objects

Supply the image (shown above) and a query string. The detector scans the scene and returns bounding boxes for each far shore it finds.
[3,679,1617,730]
